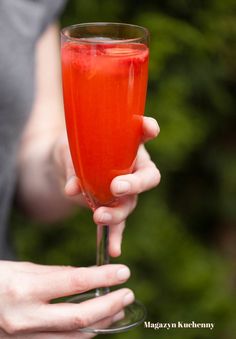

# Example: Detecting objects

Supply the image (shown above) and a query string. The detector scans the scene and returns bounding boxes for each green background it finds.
[11,0,236,338]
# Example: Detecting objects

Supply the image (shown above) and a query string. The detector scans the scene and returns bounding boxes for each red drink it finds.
[62,41,149,207]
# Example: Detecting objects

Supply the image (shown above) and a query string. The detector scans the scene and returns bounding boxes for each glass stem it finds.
[95,225,110,296]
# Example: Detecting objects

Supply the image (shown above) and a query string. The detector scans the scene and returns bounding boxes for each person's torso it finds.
[0,0,65,259]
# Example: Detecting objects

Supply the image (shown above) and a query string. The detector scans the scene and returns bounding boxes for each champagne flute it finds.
[61,22,149,333]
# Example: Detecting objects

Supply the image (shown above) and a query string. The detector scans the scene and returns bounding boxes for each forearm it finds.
[16,23,79,223]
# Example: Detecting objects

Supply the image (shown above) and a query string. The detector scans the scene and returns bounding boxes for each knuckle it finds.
[132,175,141,194]
[131,195,138,210]
[139,144,150,160]
[104,268,116,285]
[115,209,126,223]
[6,279,29,301]
[148,163,161,187]
[3,316,25,335]
[72,313,88,329]
[71,268,89,293]
[154,167,161,185]
[121,221,126,232]
[20,261,32,267]
[106,300,119,316]
[144,150,151,161]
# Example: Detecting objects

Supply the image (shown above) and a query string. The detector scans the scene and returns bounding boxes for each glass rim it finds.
[61,22,149,44]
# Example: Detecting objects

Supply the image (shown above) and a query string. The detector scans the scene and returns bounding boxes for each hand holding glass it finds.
[61,22,149,333]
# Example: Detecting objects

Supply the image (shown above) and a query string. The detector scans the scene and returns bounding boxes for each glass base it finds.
[68,292,146,334]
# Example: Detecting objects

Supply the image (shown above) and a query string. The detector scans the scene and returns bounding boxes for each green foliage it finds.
[11,0,236,338]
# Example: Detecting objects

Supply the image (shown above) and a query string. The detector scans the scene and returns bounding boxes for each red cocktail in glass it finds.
[61,23,149,333]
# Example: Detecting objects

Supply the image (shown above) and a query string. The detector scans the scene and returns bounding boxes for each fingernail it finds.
[123,291,135,306]
[116,181,131,194]
[99,212,112,223]
[65,176,77,194]
[117,267,130,281]
[150,117,160,135]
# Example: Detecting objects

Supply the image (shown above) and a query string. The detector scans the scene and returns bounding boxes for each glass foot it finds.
[68,292,146,334]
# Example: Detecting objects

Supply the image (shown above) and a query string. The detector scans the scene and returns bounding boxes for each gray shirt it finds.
[0,0,66,259]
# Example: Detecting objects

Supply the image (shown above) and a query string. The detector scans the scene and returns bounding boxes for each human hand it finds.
[0,261,133,336]
[54,116,160,256]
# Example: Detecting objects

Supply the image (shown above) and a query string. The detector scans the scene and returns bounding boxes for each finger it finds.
[6,291,132,334]
[75,310,124,336]
[54,136,81,197]
[0,309,122,338]
[41,288,134,331]
[109,222,126,257]
[28,265,131,300]
[64,175,81,196]
[93,196,137,226]
[63,150,81,196]
[53,134,74,180]
[64,149,74,180]
[111,163,160,197]
[141,116,160,142]
[18,262,74,274]
[1,261,73,274]
[0,331,97,339]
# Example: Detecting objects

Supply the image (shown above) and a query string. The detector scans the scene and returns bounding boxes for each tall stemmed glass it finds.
[61,22,149,333]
